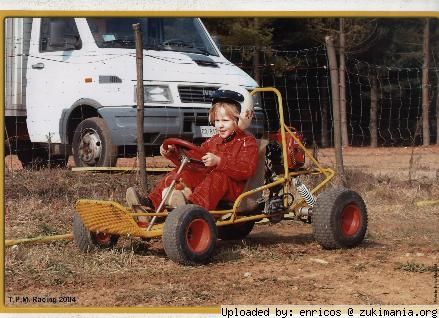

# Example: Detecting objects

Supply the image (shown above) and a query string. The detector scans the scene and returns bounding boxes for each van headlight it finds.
[135,85,173,103]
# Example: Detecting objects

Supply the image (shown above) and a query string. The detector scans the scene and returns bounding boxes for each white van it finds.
[5,17,264,167]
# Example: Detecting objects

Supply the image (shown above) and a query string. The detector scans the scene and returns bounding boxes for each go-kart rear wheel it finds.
[312,187,367,249]
[163,204,217,265]
[73,213,119,252]
[218,221,255,240]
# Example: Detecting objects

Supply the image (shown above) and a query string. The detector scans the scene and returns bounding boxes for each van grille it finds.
[178,86,218,103]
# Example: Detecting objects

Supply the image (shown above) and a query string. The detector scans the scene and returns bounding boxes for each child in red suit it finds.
[126,85,258,217]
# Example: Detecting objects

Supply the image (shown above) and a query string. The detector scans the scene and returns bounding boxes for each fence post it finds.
[133,23,147,194]
[320,77,329,148]
[339,18,349,147]
[325,35,346,185]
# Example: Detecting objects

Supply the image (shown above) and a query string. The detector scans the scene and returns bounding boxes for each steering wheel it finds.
[162,138,207,172]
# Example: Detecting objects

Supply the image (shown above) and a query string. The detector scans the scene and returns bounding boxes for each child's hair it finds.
[209,102,240,124]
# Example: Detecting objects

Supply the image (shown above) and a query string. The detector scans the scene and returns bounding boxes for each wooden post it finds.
[422,18,430,146]
[370,77,378,147]
[133,23,147,193]
[325,35,346,184]
[320,77,329,148]
[339,18,349,147]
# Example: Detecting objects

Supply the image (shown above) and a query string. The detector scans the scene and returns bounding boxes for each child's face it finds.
[214,106,238,139]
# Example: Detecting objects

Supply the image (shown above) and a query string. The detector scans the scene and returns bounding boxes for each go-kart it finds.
[73,87,367,265]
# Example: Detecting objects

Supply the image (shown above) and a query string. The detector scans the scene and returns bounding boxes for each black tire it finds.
[72,117,117,167]
[312,187,368,249]
[72,213,119,252]
[217,221,255,240]
[163,204,217,265]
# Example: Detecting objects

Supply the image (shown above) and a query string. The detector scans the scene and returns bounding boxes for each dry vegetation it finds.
[4,147,439,307]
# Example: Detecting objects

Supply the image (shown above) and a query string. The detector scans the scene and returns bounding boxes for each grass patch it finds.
[396,262,437,273]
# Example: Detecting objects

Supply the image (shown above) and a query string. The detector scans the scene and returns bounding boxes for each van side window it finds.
[40,18,82,52]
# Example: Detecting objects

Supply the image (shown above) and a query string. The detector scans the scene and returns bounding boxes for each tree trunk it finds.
[339,18,349,147]
[133,23,147,193]
[422,18,430,146]
[436,80,439,145]
[253,48,261,85]
[325,35,346,185]
[320,77,329,148]
[252,18,261,85]
[370,77,378,147]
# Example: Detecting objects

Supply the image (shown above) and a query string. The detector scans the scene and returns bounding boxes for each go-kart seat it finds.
[216,138,268,213]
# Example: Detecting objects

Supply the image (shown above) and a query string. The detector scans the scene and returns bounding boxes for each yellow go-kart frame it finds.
[74,87,368,265]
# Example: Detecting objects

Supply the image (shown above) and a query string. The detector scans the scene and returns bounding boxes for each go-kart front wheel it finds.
[73,213,119,252]
[312,187,368,249]
[163,204,217,265]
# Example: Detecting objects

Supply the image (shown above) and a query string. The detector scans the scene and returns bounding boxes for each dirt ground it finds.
[4,146,439,307]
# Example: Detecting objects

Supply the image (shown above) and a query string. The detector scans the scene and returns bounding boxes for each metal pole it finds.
[133,23,147,193]
[146,157,190,231]
[5,233,73,247]
[325,35,346,185]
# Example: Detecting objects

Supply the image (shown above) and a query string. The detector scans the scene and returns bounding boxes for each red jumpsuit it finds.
[148,129,259,211]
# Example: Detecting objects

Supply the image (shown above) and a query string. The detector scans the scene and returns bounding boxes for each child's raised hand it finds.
[202,152,220,167]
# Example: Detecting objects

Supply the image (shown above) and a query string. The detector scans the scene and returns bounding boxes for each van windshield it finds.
[86,18,218,56]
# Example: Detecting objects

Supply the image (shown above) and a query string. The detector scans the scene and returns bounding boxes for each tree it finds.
[422,18,430,146]
[202,18,273,83]
[307,18,380,147]
[376,19,439,145]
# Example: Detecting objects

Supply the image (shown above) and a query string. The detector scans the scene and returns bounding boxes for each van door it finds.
[26,17,83,144]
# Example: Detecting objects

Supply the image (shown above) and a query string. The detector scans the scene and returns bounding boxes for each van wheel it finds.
[72,117,117,167]
[163,204,217,265]
[73,213,119,252]
[217,221,255,240]
[312,187,368,249]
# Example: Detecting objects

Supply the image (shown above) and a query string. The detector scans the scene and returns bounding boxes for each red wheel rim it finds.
[186,219,211,253]
[340,203,361,237]
[95,232,111,244]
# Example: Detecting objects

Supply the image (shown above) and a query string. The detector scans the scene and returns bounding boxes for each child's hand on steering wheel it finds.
[202,152,220,167]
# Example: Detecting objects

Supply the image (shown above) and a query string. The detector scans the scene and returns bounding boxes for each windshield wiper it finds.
[102,38,136,48]
[158,40,211,56]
